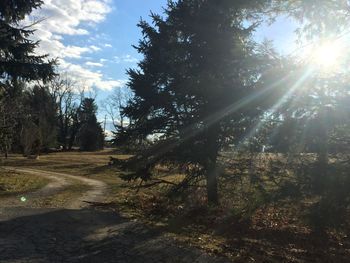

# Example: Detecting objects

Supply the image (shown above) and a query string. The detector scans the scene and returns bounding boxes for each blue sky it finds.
[27,0,297,126]
[85,0,171,101]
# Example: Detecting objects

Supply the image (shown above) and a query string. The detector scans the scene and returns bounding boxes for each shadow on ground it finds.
[0,207,227,263]
[150,207,350,263]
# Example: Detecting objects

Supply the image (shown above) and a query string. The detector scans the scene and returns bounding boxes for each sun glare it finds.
[311,41,344,71]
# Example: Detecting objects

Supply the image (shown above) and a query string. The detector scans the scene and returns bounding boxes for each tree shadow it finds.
[155,206,350,262]
[221,226,349,262]
[85,164,112,176]
[0,207,227,263]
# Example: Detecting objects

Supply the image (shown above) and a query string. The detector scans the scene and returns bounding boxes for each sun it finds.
[311,41,344,71]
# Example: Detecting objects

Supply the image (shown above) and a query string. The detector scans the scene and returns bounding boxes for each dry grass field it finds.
[1,150,350,262]
[0,169,49,198]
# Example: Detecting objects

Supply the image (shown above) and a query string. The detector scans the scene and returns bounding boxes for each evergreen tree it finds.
[0,0,55,157]
[119,0,274,204]
[0,0,55,81]
[77,98,104,151]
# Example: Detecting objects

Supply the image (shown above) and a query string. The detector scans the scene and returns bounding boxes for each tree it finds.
[102,87,132,146]
[0,80,25,157]
[77,98,104,151]
[22,85,57,153]
[0,0,55,81]
[0,0,55,157]
[119,0,276,204]
[270,0,350,39]
[21,118,41,157]
[235,1,350,229]
[49,76,79,150]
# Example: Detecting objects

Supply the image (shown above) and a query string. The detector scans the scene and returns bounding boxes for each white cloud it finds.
[104,43,112,47]
[86,61,104,67]
[104,129,114,139]
[25,0,122,91]
[123,54,139,63]
[113,56,121,63]
[60,61,126,90]
[89,45,101,52]
[28,0,111,36]
[113,55,139,64]
[63,45,91,58]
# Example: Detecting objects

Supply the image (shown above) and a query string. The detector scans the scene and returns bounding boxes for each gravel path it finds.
[0,168,229,263]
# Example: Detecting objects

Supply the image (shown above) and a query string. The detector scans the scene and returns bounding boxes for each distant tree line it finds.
[0,0,104,157]
[0,76,105,157]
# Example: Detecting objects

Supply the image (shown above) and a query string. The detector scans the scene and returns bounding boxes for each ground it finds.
[1,150,349,262]
[0,169,49,198]
[0,152,227,263]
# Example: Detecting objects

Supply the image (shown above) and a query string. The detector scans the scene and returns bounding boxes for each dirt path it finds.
[0,168,229,263]
[0,167,108,209]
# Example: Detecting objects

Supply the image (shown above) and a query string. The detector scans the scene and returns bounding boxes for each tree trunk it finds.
[315,135,328,192]
[68,135,74,150]
[68,125,79,150]
[206,159,219,205]
[4,134,8,159]
[314,111,329,193]
[4,146,8,159]
[204,125,220,205]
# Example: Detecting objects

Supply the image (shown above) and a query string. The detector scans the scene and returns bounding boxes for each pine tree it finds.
[77,98,104,151]
[120,0,273,204]
[0,0,55,157]
[0,0,55,81]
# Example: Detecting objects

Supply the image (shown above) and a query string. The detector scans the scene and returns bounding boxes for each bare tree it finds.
[48,75,85,150]
[21,119,41,158]
[102,87,132,132]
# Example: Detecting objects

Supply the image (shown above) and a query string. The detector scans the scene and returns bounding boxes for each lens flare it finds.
[311,41,344,71]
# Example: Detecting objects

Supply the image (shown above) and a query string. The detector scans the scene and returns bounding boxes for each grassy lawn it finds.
[0,169,50,198]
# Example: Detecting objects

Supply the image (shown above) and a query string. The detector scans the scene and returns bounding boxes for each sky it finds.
[26,0,297,130]
[26,0,168,93]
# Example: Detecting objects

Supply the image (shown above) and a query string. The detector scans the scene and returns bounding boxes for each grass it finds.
[31,178,91,208]
[1,151,132,209]
[0,168,50,198]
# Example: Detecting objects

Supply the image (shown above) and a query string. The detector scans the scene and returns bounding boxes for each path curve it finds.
[1,167,108,209]
[0,167,228,263]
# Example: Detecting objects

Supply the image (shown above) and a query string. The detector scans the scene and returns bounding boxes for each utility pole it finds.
[103,115,107,134]
[103,115,107,148]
